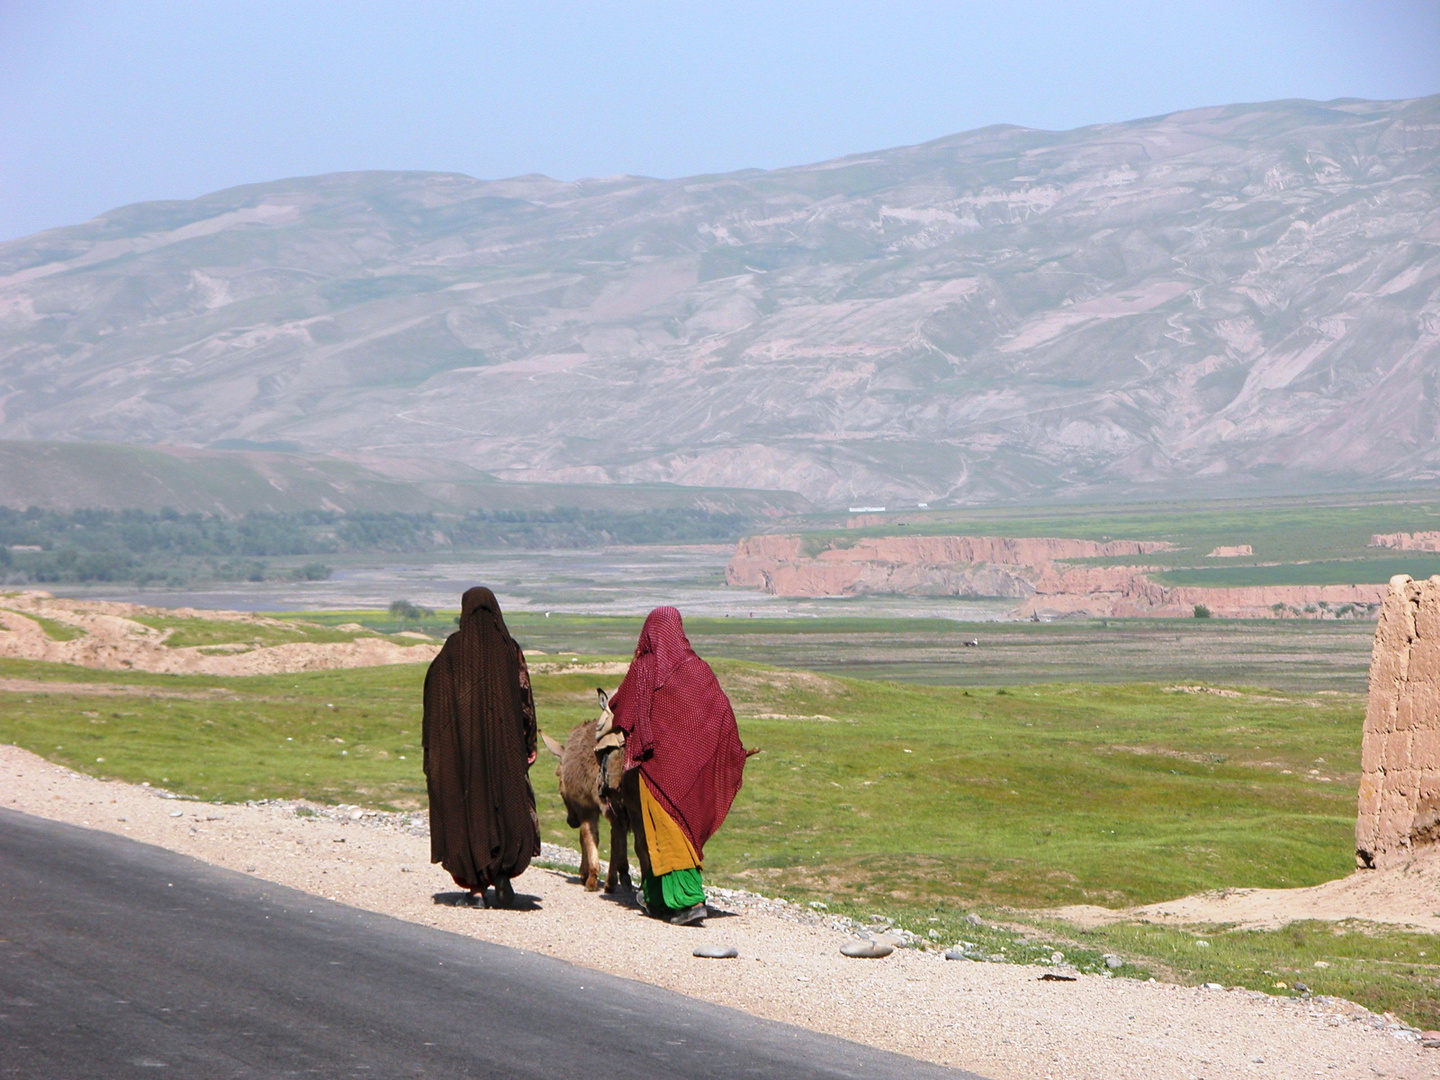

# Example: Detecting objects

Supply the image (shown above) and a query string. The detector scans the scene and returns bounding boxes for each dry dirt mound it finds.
[1053,854,1440,932]
[0,591,438,675]
[2,745,1432,1080]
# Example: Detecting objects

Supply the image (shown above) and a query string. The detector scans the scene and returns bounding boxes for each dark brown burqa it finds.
[422,587,540,890]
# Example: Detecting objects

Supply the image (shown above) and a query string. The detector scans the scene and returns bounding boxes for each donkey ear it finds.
[596,687,610,709]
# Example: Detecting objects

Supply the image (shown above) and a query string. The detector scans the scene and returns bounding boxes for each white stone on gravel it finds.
[841,940,894,959]
[693,945,739,959]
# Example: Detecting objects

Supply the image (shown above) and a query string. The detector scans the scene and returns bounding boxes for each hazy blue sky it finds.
[2,1,1436,241]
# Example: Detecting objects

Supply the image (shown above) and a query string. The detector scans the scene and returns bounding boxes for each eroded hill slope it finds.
[2,96,1437,504]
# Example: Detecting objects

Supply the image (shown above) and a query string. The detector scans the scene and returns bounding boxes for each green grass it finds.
[839,908,1440,1029]
[0,656,1360,904]
[801,904,1439,1027]
[0,607,86,642]
[708,674,1359,909]
[1157,558,1440,587]
[787,491,1440,573]
[285,609,1378,692]
[286,609,459,640]
[132,615,383,649]
[4,653,1430,1025]
[1016,918,1440,1030]
[0,659,429,807]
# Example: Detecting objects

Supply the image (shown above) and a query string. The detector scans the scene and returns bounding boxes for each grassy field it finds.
[299,609,460,639]
[132,614,371,649]
[6,649,1434,1024]
[0,654,1362,905]
[798,491,1440,559]
[1021,918,1440,1029]
[293,610,1378,692]
[1157,558,1440,587]
[823,905,1438,1028]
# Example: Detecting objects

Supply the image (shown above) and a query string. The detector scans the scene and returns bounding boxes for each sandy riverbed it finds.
[3,745,1434,1080]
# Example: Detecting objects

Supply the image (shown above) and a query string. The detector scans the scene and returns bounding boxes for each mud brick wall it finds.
[1357,575,1440,868]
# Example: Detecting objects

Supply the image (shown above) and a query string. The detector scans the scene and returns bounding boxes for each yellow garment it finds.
[639,774,702,876]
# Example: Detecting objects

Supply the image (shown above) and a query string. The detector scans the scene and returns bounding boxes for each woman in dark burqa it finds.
[422,587,540,908]
[608,606,750,925]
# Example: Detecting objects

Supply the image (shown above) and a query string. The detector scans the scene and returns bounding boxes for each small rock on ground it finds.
[693,945,739,959]
[841,940,894,959]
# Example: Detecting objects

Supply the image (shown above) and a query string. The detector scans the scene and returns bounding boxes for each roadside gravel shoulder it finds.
[3,745,1433,1080]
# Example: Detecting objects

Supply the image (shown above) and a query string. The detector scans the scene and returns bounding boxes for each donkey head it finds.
[592,687,625,816]
[593,687,614,737]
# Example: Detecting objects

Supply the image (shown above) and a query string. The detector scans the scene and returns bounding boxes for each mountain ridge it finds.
[0,441,806,517]
[2,94,1437,507]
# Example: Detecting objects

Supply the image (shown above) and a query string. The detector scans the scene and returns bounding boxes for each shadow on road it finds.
[431,889,543,911]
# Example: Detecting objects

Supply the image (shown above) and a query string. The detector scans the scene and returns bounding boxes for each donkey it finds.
[540,688,632,894]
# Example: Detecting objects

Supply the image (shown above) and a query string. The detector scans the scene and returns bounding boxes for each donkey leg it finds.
[603,810,631,894]
[578,816,601,891]
[613,818,633,894]
[620,770,651,902]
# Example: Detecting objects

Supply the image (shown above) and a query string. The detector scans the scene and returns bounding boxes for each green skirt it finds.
[641,866,705,911]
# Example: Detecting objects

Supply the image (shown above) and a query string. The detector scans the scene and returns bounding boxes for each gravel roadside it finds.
[3,744,1434,1080]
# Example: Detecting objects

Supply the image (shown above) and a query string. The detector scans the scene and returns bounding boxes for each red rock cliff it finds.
[726,533,1387,618]
[725,534,1170,598]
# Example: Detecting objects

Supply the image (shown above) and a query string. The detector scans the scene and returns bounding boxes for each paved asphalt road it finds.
[0,809,984,1079]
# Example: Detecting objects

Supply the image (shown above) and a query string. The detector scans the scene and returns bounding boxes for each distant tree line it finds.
[0,505,748,584]
[0,506,329,556]
[445,507,749,550]
[326,507,749,551]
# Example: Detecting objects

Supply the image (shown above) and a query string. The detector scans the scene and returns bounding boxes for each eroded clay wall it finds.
[1369,532,1440,552]
[724,534,1172,596]
[1357,575,1440,868]
[726,533,1388,616]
